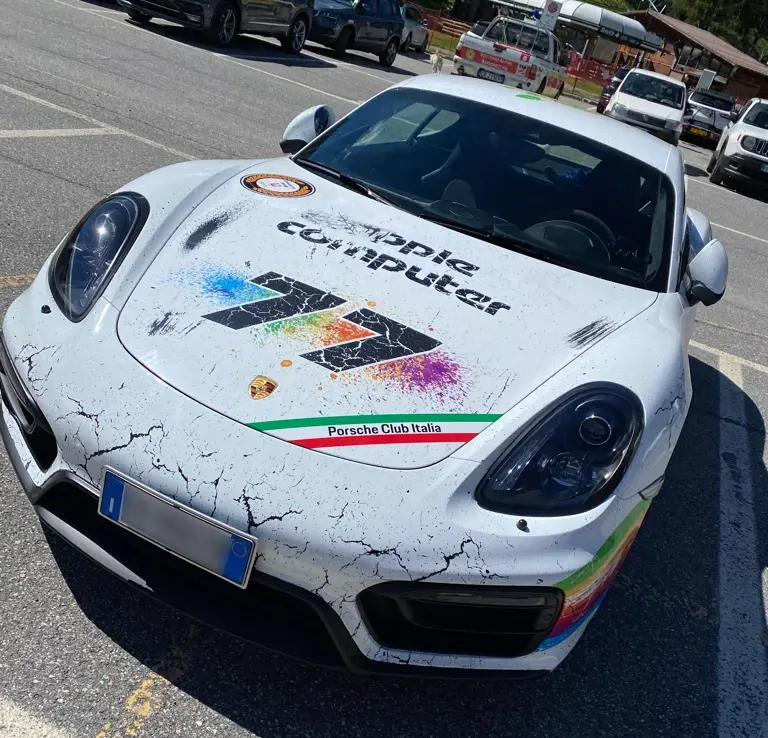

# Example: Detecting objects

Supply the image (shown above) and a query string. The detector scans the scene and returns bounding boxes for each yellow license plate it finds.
[690,127,708,136]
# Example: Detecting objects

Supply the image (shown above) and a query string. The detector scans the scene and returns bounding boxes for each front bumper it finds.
[0,271,657,676]
[308,15,343,44]
[607,113,679,144]
[116,0,210,28]
[719,153,768,190]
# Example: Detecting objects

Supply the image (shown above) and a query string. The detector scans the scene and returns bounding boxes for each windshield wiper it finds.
[293,159,398,207]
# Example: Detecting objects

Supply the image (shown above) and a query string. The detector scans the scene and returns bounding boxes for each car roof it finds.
[396,75,678,175]
[624,68,687,87]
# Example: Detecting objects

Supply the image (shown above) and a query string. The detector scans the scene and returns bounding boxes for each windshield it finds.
[743,103,768,130]
[620,72,685,110]
[689,91,734,112]
[296,88,675,292]
[486,20,549,57]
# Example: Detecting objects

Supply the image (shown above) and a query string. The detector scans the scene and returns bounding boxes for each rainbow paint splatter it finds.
[364,351,465,401]
[537,499,650,651]
[175,265,276,306]
[255,308,373,347]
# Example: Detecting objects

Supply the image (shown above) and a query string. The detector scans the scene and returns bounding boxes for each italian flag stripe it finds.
[249,413,502,432]
[294,432,477,449]
[248,413,502,448]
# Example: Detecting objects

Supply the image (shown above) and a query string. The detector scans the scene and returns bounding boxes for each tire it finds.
[127,9,152,23]
[379,37,398,67]
[402,33,411,52]
[709,153,726,185]
[554,81,564,100]
[333,26,353,56]
[417,35,427,53]
[706,152,717,174]
[204,1,240,47]
[536,77,547,94]
[281,14,308,54]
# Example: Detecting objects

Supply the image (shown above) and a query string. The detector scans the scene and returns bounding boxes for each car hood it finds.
[739,122,768,141]
[313,0,355,11]
[117,158,658,470]
[615,92,683,121]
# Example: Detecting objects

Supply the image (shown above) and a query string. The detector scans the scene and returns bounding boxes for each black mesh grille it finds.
[358,582,562,658]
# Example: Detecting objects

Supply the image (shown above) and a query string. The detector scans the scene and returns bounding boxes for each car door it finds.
[374,0,399,48]
[242,0,278,29]
[356,0,380,48]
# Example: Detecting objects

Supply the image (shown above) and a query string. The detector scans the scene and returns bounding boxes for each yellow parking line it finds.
[0,274,36,287]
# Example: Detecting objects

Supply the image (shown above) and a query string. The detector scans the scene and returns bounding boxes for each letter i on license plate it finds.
[99,468,258,588]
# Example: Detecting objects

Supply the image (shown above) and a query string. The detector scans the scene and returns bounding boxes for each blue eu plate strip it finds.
[222,534,254,585]
[100,472,125,521]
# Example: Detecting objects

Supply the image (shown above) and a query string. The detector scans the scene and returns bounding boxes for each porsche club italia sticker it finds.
[241,174,314,198]
[249,375,278,399]
[248,413,502,448]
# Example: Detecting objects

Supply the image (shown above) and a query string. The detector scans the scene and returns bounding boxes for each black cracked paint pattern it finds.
[567,318,618,349]
[301,309,441,372]
[203,272,346,330]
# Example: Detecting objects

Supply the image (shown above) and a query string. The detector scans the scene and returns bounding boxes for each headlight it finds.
[476,385,643,516]
[49,193,148,321]
[611,103,627,117]
[665,119,681,130]
[742,135,757,152]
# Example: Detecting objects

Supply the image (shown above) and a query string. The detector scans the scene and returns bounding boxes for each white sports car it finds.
[0,75,728,677]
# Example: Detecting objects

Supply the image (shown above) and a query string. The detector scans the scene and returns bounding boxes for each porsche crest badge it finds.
[249,376,278,400]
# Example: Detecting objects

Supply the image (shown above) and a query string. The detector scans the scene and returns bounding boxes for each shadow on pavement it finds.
[684,162,709,178]
[302,42,417,77]
[45,356,768,737]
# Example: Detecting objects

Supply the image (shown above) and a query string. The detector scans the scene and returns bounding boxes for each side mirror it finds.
[356,2,368,14]
[687,238,728,306]
[279,105,336,155]
[685,106,693,116]
[729,110,739,123]
[421,18,429,26]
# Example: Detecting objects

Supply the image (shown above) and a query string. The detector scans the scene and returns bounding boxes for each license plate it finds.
[761,163,768,174]
[99,468,257,588]
[478,68,504,84]
[690,127,708,136]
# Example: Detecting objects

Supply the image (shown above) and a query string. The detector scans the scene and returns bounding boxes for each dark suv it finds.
[309,0,404,66]
[116,0,313,53]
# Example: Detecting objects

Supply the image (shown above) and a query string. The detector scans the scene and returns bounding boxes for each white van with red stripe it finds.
[453,16,567,98]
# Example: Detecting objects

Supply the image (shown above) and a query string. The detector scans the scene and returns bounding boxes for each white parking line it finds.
[0,83,194,160]
[691,340,768,376]
[717,353,768,738]
[0,696,73,738]
[0,127,120,139]
[711,222,768,245]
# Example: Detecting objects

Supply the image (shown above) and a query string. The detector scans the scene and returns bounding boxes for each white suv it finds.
[707,97,768,191]
[604,69,687,146]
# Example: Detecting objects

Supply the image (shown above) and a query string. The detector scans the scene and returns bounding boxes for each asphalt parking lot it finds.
[1,0,767,736]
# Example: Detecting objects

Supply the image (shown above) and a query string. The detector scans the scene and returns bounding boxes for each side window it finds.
[366,0,380,14]
[406,7,418,20]
[485,20,507,42]
[533,30,550,58]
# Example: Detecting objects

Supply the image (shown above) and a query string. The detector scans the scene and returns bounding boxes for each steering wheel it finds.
[529,209,615,254]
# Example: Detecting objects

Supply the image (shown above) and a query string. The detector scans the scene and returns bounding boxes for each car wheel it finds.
[536,77,547,94]
[205,1,240,47]
[127,9,152,23]
[417,34,427,53]
[379,37,398,67]
[554,82,564,100]
[709,153,726,185]
[333,26,353,56]
[706,152,717,174]
[281,14,308,54]
[402,33,411,52]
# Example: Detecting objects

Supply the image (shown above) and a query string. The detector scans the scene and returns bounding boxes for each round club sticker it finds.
[241,173,314,197]
[547,1,559,12]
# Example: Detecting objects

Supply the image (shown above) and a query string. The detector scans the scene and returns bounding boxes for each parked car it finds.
[596,82,616,114]
[309,0,404,66]
[682,89,735,147]
[1,74,728,678]
[604,69,687,145]
[116,0,313,52]
[454,15,568,98]
[708,97,768,191]
[400,3,429,53]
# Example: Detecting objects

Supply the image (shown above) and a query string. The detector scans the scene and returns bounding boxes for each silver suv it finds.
[116,0,313,53]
